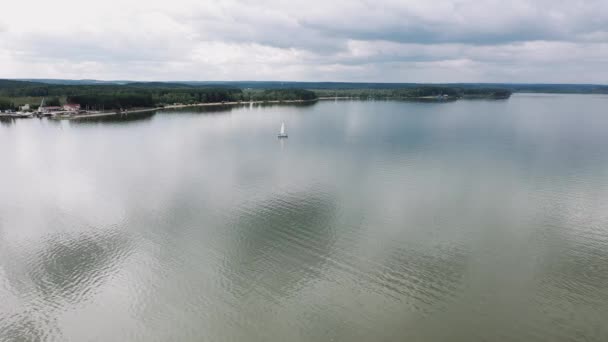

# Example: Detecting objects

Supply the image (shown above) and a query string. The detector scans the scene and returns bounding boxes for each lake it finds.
[1,94,607,341]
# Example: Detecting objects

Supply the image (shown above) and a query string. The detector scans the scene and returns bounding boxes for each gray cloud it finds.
[1,0,608,82]
[175,0,604,49]
[300,0,608,45]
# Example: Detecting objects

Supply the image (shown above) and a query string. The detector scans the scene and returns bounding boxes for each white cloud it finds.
[0,0,607,82]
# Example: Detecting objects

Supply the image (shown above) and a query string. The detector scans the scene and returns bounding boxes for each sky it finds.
[0,0,607,83]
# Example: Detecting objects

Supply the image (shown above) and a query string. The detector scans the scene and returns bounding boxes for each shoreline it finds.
[24,94,509,121]
[162,98,317,109]
[53,98,318,120]
[64,107,161,119]
[318,95,509,101]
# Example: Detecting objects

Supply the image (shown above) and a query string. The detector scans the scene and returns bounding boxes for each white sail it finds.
[278,122,288,138]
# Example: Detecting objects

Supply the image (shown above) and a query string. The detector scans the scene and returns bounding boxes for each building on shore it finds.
[19,104,30,111]
[63,104,81,112]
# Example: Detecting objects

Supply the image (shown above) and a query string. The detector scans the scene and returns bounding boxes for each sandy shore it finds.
[53,99,318,120]
[65,107,161,119]
[318,96,359,100]
[162,98,317,109]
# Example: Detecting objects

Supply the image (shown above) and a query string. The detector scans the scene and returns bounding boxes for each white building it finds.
[63,104,81,112]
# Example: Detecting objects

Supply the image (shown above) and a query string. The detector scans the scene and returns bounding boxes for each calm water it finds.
[1,94,608,341]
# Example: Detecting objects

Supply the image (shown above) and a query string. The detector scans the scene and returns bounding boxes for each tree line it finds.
[0,98,14,110]
[313,86,512,99]
[0,80,513,111]
[0,80,319,110]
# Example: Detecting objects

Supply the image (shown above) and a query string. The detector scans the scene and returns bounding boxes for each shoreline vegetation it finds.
[313,87,512,100]
[0,79,516,120]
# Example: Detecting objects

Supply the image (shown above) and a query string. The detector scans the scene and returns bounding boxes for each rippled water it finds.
[1,94,608,341]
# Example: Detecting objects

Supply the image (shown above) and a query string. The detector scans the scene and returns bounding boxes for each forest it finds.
[0,79,515,111]
[313,86,512,99]
[0,80,318,110]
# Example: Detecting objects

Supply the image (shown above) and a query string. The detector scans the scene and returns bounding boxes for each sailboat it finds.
[278,122,288,138]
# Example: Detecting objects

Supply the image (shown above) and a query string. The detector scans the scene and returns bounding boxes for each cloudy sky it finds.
[1,0,607,83]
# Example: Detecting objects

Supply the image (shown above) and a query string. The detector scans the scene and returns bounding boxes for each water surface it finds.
[1,95,608,341]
